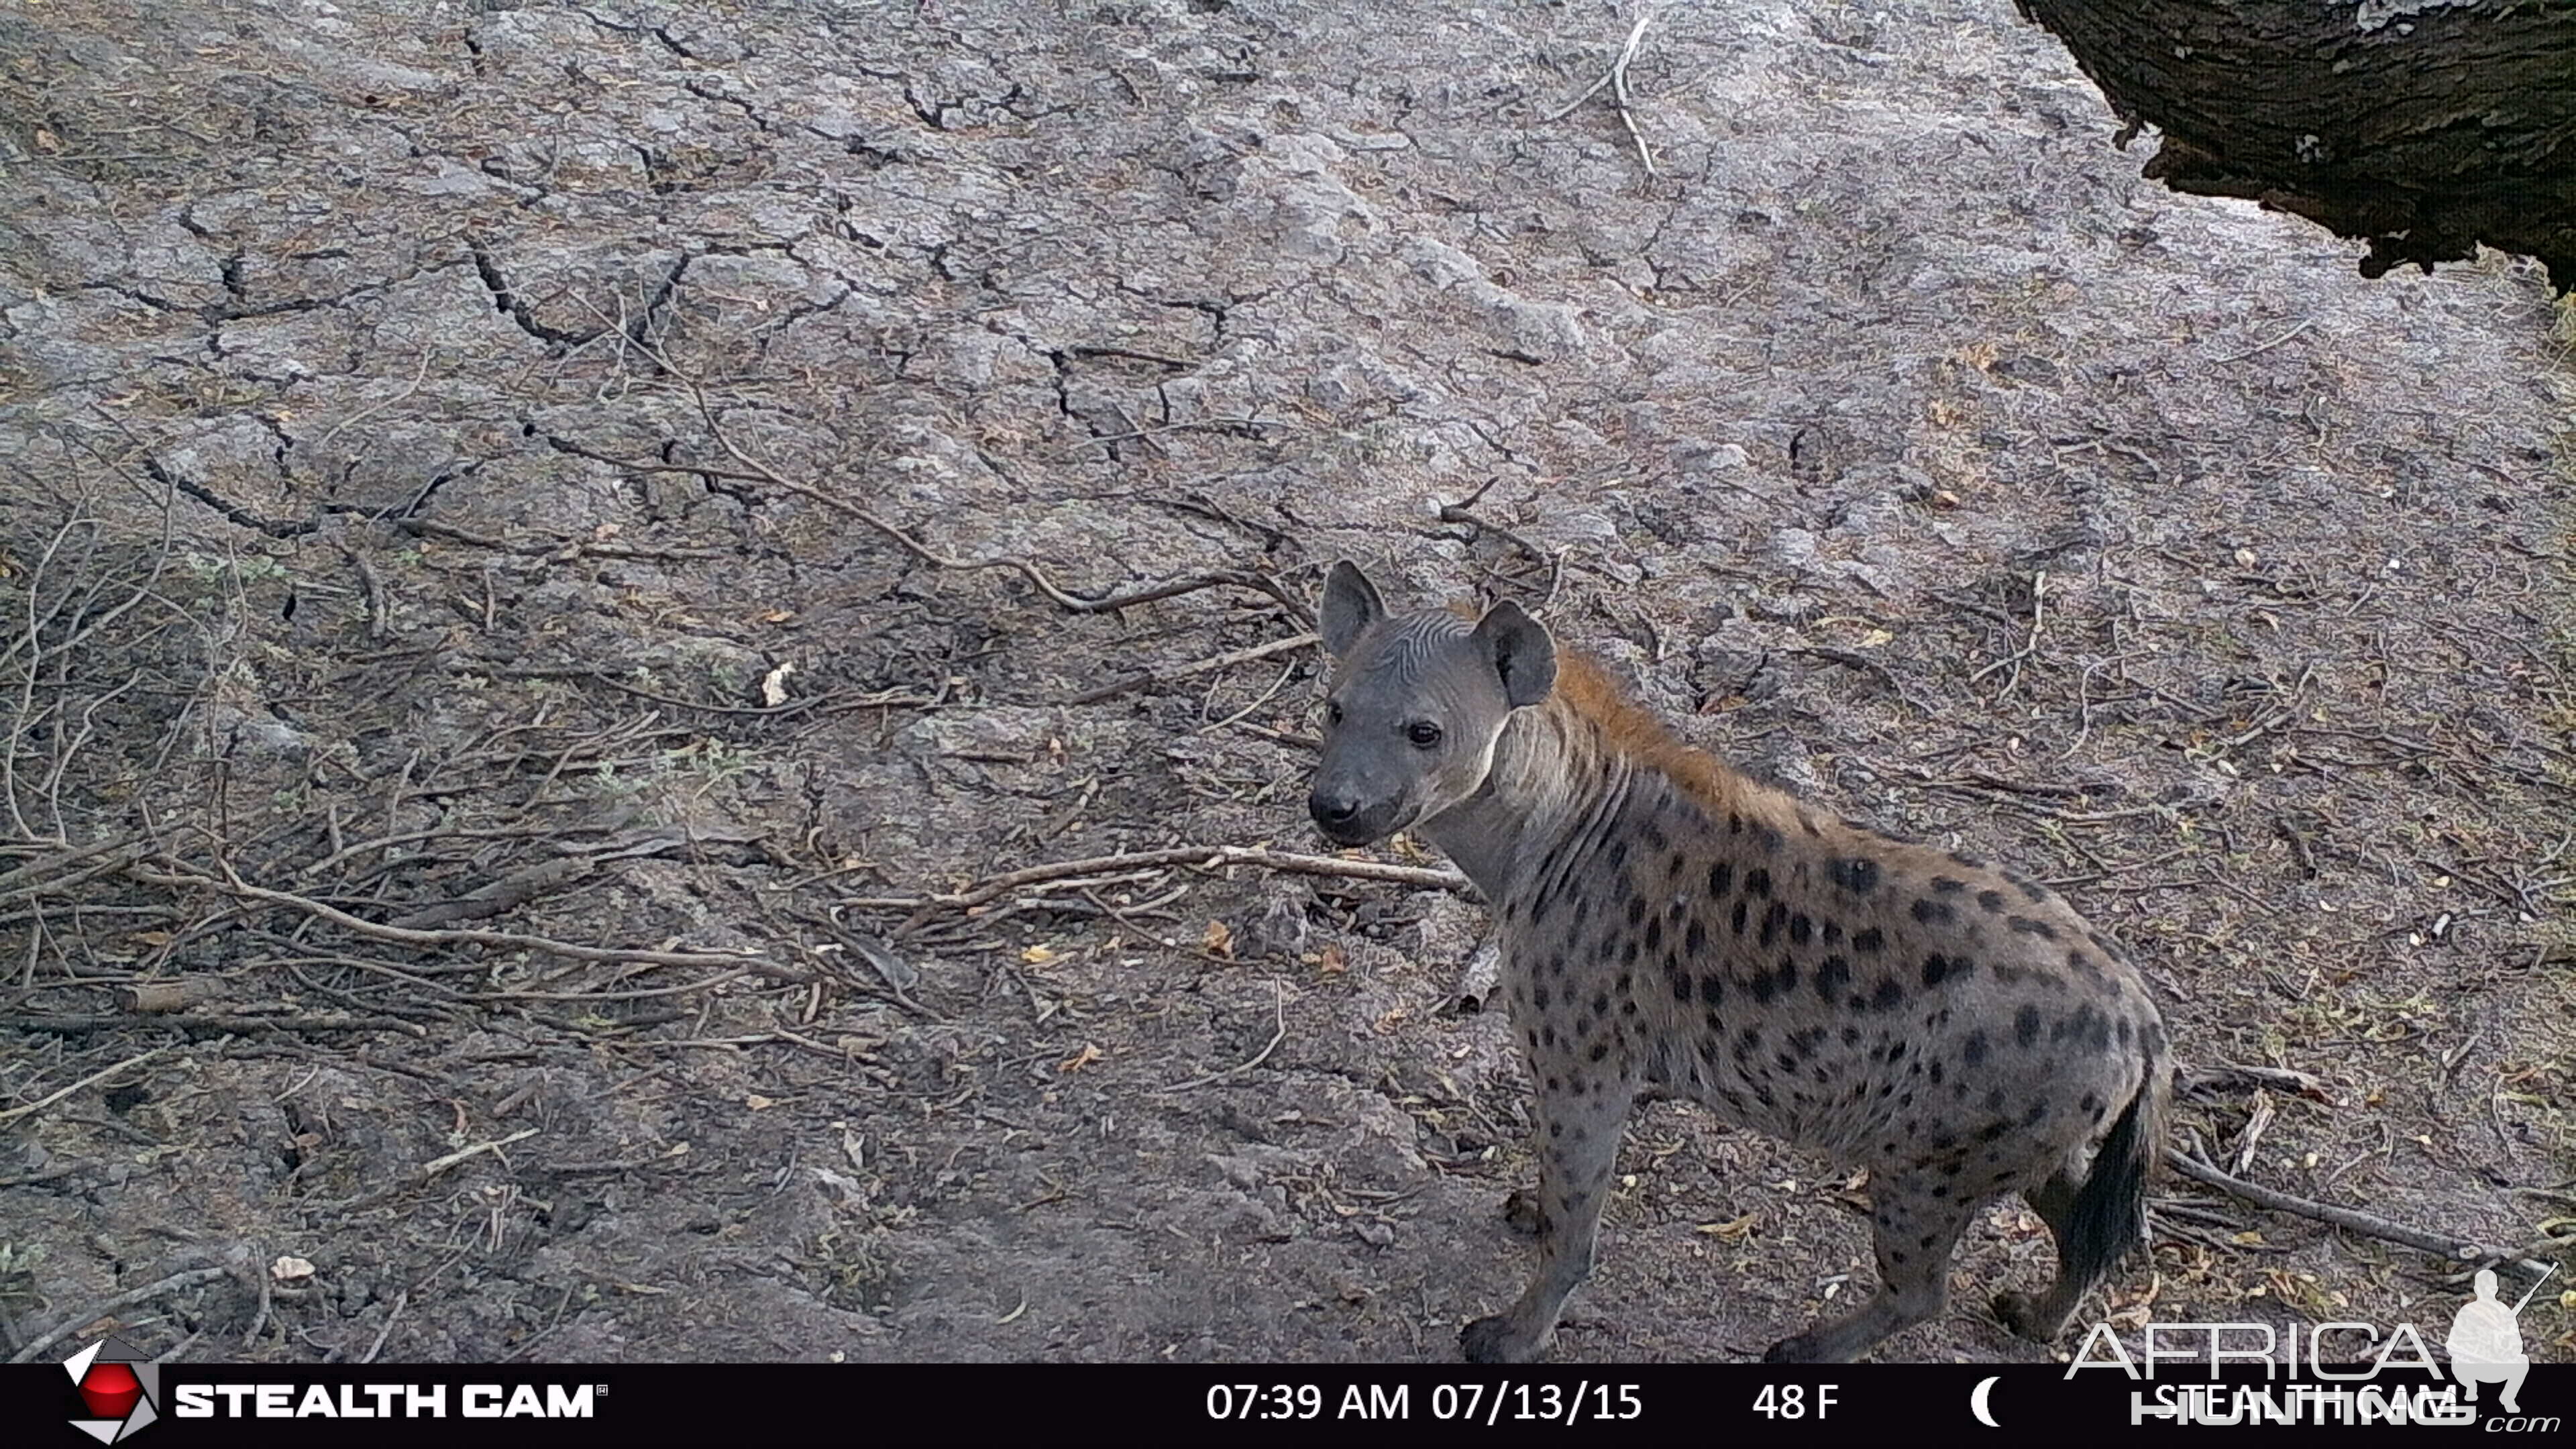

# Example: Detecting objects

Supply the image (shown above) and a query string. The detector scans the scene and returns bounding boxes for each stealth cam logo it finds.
[61,1336,160,1443]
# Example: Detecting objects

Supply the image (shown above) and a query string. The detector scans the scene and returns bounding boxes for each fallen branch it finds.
[0,1045,168,1125]
[841,845,1472,915]
[127,859,807,981]
[7,1265,234,1364]
[2166,1148,2498,1263]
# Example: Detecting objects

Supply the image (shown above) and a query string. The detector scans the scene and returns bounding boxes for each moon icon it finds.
[1969,1376,2002,1429]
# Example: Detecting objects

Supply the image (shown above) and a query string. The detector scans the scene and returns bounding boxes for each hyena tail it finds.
[2060,1052,2170,1290]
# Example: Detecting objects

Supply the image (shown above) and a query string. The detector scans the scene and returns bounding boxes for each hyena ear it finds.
[1319,560,1385,657]
[1474,600,1557,708]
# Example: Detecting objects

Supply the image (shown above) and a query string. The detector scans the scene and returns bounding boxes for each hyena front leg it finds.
[1461,1026,1640,1363]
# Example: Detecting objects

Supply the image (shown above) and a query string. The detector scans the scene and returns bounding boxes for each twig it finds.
[841,845,1470,915]
[2165,1148,2497,1262]
[0,1044,168,1124]
[1069,633,1318,706]
[7,1265,233,1364]
[312,347,435,450]
[317,1128,541,1216]
[1544,7,1661,176]
[2212,318,2314,365]
[126,859,803,980]
[1163,979,1288,1091]
[1966,570,2047,696]
[358,1289,407,1364]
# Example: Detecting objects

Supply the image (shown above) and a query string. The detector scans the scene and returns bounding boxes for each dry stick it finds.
[846,846,1470,914]
[359,1289,407,1365]
[1070,632,1319,706]
[1544,7,1661,176]
[318,1128,541,1216]
[0,1044,168,1125]
[1163,980,1288,1092]
[2166,1149,2498,1263]
[7,1265,233,1364]
[127,861,804,981]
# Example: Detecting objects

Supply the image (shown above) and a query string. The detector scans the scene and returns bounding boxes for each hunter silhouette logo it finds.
[61,1336,160,1443]
[2449,1265,2554,1416]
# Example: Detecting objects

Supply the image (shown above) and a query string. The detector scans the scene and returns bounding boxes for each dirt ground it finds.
[1,0,2570,1367]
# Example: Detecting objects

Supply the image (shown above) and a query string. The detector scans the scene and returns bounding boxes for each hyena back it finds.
[1305,561,2171,1363]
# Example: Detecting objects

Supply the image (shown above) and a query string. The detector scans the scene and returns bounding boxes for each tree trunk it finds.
[2015,1,2576,291]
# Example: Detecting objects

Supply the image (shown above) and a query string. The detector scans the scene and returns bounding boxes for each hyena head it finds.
[1307,560,1558,846]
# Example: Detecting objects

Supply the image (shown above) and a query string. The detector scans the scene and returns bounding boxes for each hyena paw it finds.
[1460,1313,1545,1363]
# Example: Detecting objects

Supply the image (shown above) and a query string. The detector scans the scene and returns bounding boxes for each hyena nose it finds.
[1309,790,1361,830]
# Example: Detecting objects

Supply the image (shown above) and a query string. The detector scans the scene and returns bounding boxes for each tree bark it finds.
[2015,1,2576,291]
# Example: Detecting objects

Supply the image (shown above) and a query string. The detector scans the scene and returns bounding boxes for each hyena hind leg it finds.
[1762,1175,1974,1364]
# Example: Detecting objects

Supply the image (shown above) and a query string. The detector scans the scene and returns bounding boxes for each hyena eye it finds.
[1326,700,1344,727]
[1406,720,1443,749]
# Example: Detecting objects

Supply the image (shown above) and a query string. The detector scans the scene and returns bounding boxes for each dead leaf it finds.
[1695,1213,1758,1241]
[1020,945,1058,966]
[1201,919,1234,959]
[761,659,796,707]
[1058,1044,1103,1073]
[269,1255,315,1282]
[745,1094,777,1111]
[1319,944,1349,975]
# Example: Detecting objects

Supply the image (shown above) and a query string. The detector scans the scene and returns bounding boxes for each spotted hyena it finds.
[1305,561,2172,1363]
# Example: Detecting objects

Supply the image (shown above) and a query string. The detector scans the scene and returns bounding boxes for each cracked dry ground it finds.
[1,0,2571,1366]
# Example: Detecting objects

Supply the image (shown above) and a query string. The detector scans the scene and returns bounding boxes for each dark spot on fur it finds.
[1625,893,1647,926]
[1758,901,1788,947]
[1950,852,1988,869]
[1912,898,1954,925]
[1699,974,1725,1006]
[2114,1017,2133,1046]
[1727,812,1743,835]
[2023,1100,2048,1126]
[1871,978,1904,1012]
[1815,955,1852,1000]
[2013,1005,2042,1049]
[1788,913,1813,946]
[2007,915,2057,940]
[2019,879,2049,904]
[1541,1024,1558,1047]
[1621,938,1641,966]
[1921,953,1952,987]
[1821,921,1843,945]
[1593,991,1610,1016]
[1737,1026,1762,1055]
[1963,1030,1988,1066]
[1707,861,1733,898]
[1978,1120,2010,1143]
[1743,867,1774,898]
[1669,970,1692,1002]
[1977,889,2006,914]
[1756,824,1784,853]
[1841,1025,1862,1046]
[1644,916,1664,951]
[1533,985,1550,1010]
[1931,877,1967,894]
[1589,1042,1609,1063]
[1928,1058,1945,1085]
[1685,919,1708,955]
[1730,900,1749,936]
[1853,926,1885,954]
[1828,857,1880,894]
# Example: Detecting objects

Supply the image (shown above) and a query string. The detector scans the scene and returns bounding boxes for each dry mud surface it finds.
[1,0,2571,1365]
